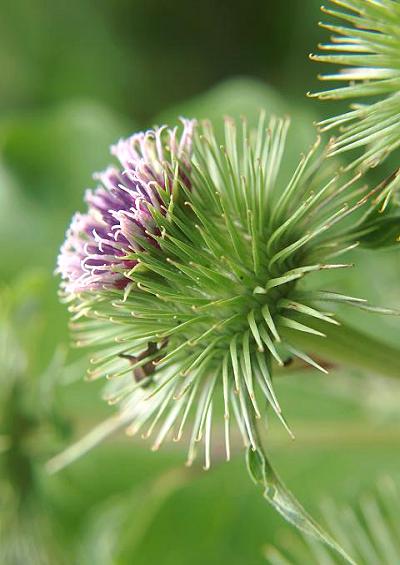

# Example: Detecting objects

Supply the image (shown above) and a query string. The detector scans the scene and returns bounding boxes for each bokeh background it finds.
[1,1,399,563]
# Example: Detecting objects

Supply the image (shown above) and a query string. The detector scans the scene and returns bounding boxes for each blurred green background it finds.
[1,1,399,563]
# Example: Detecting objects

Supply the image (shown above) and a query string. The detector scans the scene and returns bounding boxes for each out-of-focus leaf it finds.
[0,102,131,278]
[156,78,318,183]
[266,476,400,565]
[0,502,65,565]
[79,468,190,565]
[0,275,73,565]
[1,101,129,210]
[158,78,287,125]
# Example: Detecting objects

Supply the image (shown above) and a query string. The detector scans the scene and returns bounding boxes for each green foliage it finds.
[0,102,128,280]
[0,276,70,564]
[266,477,400,565]
[247,445,356,564]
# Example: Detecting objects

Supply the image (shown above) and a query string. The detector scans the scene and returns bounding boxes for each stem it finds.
[281,318,400,379]
[245,408,356,565]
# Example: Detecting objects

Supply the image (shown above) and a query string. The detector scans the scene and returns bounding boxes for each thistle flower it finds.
[54,115,400,563]
[310,0,400,173]
[56,115,383,470]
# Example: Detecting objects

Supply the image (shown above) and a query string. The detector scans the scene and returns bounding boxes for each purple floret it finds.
[57,119,196,294]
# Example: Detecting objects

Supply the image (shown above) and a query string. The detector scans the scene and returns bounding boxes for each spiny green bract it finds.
[61,115,375,468]
[310,0,400,177]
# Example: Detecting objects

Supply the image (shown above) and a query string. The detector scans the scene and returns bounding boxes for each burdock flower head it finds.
[57,114,382,460]
[56,115,393,563]
[310,0,400,171]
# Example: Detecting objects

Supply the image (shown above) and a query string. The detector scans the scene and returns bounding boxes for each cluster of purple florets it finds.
[57,120,195,293]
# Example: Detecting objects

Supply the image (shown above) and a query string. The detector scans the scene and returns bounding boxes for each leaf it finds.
[156,77,318,183]
[79,467,190,565]
[1,101,128,209]
[267,477,400,565]
[246,446,356,565]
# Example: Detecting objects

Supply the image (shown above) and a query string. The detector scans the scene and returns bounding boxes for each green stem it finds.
[246,410,356,565]
[281,318,400,379]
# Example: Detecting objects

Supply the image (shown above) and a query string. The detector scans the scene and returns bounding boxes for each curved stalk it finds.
[246,408,356,565]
